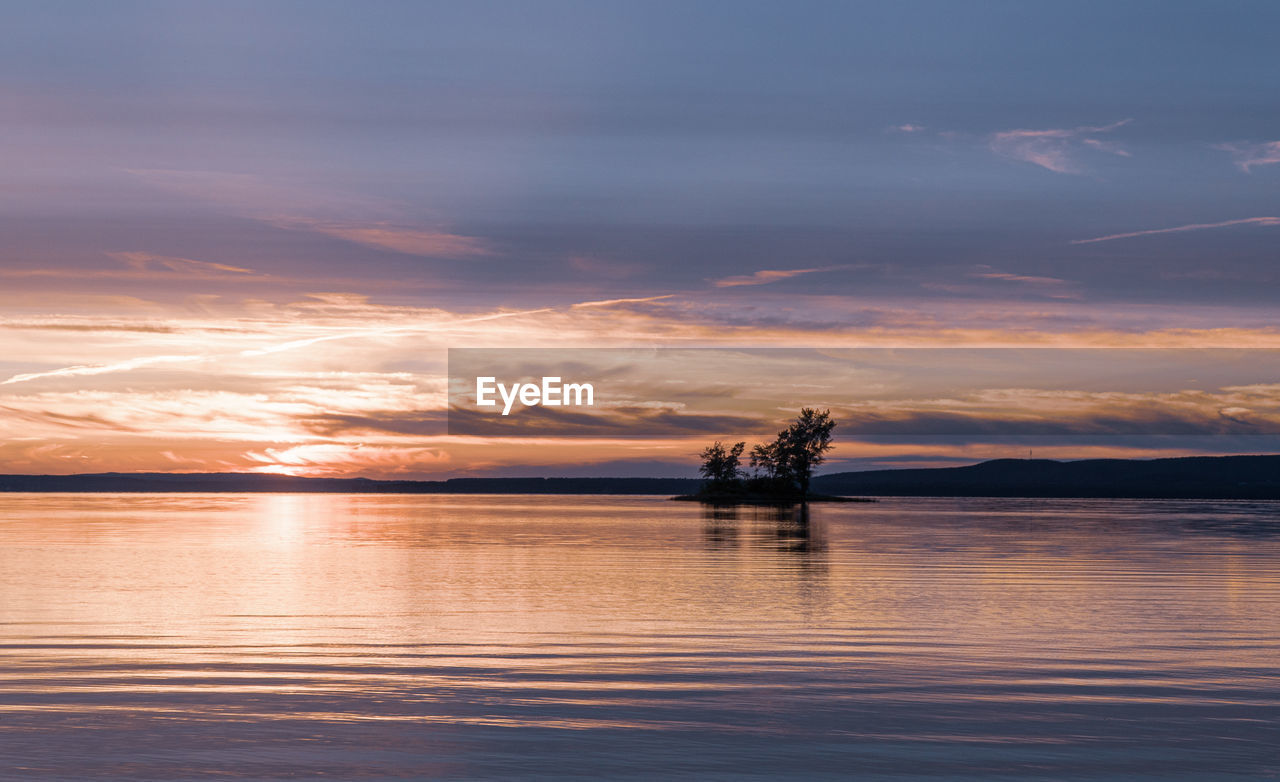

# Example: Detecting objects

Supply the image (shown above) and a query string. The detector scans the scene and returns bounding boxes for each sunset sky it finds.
[3,1,1280,477]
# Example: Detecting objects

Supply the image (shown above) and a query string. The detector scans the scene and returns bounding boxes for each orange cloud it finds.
[571,294,675,308]
[0,353,208,385]
[5,287,1280,478]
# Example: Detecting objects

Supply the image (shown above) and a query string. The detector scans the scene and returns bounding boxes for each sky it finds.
[2,0,1280,477]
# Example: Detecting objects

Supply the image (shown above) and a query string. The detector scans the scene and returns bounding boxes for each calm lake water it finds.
[1,493,1277,780]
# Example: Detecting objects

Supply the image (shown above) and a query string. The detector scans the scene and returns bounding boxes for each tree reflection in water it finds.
[701,503,826,555]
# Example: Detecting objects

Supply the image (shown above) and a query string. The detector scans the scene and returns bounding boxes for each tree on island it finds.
[696,408,836,501]
[698,440,745,491]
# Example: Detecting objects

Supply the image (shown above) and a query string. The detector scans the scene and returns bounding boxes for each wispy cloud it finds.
[0,353,206,385]
[109,252,255,275]
[1214,141,1280,173]
[267,219,492,258]
[0,252,261,281]
[990,119,1132,174]
[1080,138,1131,157]
[571,294,675,308]
[131,169,493,259]
[974,271,1066,285]
[1071,216,1280,245]
[712,266,843,288]
[834,385,1280,436]
[238,307,554,358]
[888,123,925,133]
[0,297,675,386]
[971,269,1079,299]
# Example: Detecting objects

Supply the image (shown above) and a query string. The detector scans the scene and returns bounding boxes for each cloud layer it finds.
[5,288,1280,477]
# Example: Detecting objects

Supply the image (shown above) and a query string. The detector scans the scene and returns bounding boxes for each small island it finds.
[675,408,874,505]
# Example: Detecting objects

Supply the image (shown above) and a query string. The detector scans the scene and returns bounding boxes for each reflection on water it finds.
[1,493,1278,780]
[702,503,825,555]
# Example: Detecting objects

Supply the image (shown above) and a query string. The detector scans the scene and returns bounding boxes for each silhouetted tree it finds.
[777,408,835,497]
[698,441,745,490]
[750,408,836,497]
[749,440,789,488]
[696,410,836,500]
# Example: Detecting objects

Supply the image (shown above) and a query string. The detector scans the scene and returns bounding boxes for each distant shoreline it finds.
[2,454,1279,499]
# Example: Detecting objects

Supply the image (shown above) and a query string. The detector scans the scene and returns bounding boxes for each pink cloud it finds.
[278,220,492,258]
[107,252,256,275]
[131,169,492,259]
[1215,141,1280,173]
[971,270,1079,299]
[712,266,841,288]
[990,119,1131,174]
[1081,138,1131,157]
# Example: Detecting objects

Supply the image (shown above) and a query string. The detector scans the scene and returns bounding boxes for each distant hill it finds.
[1,455,1278,498]
[813,455,1280,499]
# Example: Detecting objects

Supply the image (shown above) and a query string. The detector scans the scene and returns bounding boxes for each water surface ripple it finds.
[1,494,1277,779]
